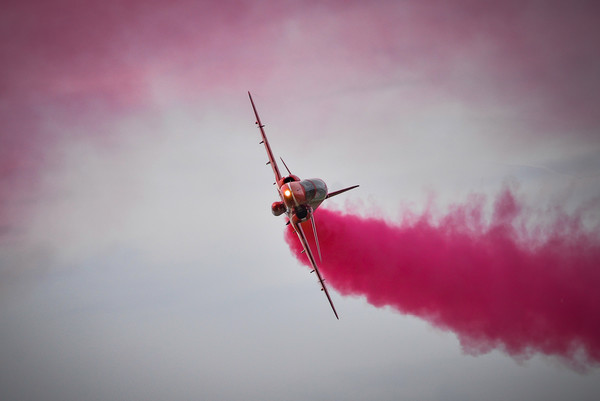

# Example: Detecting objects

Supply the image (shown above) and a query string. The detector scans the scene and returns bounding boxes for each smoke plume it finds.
[285,189,600,369]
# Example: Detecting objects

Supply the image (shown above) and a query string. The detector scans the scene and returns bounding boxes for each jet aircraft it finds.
[249,92,359,319]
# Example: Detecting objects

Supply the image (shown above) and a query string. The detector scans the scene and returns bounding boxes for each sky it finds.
[1,1,600,400]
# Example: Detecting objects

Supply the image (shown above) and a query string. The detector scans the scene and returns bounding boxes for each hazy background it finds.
[1,1,599,400]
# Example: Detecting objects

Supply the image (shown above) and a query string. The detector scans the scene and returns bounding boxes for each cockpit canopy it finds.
[300,179,327,204]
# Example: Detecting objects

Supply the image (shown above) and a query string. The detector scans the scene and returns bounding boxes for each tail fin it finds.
[280,157,292,175]
[326,185,359,199]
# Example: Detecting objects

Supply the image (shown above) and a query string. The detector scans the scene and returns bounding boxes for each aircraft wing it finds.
[248,92,282,183]
[292,220,339,319]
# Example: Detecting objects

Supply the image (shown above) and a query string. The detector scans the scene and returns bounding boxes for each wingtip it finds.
[332,305,340,320]
[326,184,360,199]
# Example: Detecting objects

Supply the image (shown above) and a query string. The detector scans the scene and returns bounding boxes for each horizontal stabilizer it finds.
[326,185,359,199]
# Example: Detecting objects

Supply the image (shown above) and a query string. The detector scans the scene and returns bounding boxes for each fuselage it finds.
[271,176,328,223]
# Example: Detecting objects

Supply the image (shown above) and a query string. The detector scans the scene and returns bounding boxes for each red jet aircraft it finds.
[249,92,358,319]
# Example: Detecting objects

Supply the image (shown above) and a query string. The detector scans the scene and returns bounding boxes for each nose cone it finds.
[282,182,305,207]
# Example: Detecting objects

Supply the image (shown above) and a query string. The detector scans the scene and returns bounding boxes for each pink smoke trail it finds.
[285,189,600,369]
